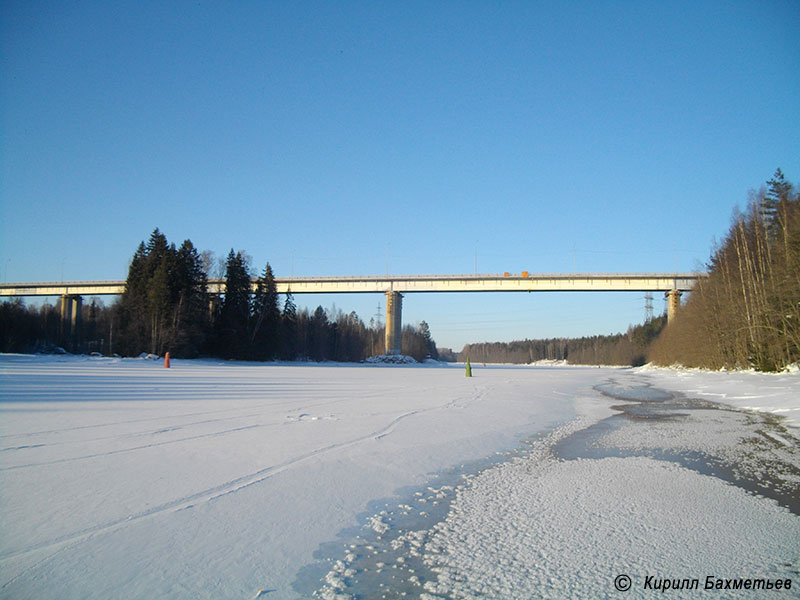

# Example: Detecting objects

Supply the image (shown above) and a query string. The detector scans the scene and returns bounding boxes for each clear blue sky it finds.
[2,1,798,351]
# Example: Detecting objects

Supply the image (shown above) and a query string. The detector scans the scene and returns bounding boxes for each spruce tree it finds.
[280,292,298,360]
[216,250,252,359]
[251,263,280,360]
[419,320,438,360]
[309,305,330,361]
[117,241,150,354]
[117,230,211,357]
[763,168,791,238]
[147,253,172,355]
[171,240,210,356]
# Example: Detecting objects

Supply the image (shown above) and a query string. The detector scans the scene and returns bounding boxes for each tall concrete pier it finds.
[208,294,221,320]
[59,294,82,350]
[666,289,682,323]
[384,291,403,355]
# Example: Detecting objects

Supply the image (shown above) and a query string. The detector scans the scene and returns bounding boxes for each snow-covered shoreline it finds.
[634,363,800,432]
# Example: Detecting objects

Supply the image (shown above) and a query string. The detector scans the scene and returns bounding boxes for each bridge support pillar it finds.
[208,294,221,320]
[666,289,682,324]
[384,291,403,355]
[60,294,82,350]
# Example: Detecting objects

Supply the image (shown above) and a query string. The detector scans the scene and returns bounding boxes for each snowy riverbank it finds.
[634,363,800,432]
[1,354,798,599]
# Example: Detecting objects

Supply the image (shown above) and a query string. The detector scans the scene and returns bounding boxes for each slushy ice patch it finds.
[298,421,589,599]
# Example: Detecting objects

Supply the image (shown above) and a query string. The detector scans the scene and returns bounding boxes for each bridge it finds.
[1,272,700,355]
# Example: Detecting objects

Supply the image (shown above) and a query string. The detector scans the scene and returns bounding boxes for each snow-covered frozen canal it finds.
[1,355,798,599]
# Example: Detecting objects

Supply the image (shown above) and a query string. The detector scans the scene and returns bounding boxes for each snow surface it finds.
[422,453,800,599]
[1,355,590,599]
[1,354,798,599]
[635,364,800,432]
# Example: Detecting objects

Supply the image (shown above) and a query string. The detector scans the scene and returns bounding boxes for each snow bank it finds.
[363,354,418,364]
[636,364,800,432]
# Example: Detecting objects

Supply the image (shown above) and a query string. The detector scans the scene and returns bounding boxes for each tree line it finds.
[459,316,666,366]
[0,229,439,363]
[650,169,799,371]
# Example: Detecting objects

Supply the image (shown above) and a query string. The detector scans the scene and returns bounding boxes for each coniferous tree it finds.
[171,240,210,356]
[419,320,438,360]
[295,307,310,359]
[763,168,792,240]
[251,263,280,360]
[280,292,298,360]
[308,305,331,361]
[133,229,173,355]
[401,325,427,361]
[117,229,211,357]
[216,250,252,359]
[335,311,368,361]
[117,241,150,355]
[0,299,35,352]
[147,248,173,355]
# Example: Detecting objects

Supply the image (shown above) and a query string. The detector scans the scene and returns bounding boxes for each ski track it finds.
[0,411,269,450]
[0,385,482,572]
[0,423,272,471]
[0,387,409,440]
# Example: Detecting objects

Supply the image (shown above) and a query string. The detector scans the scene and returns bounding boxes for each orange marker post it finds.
[164,352,171,368]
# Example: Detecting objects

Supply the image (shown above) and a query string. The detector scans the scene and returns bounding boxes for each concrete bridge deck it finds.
[0,273,699,297]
